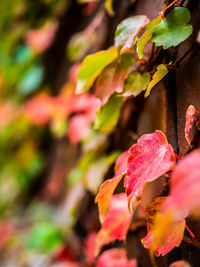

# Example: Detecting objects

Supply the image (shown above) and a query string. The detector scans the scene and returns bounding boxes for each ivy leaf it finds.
[141,197,185,256]
[137,16,162,59]
[115,16,149,52]
[151,7,193,49]
[76,47,118,93]
[27,222,63,253]
[145,64,168,97]
[95,193,132,255]
[95,53,135,104]
[122,71,150,97]
[95,151,129,223]
[97,248,137,267]
[94,93,123,133]
[185,105,196,145]
[124,130,176,213]
[169,261,191,267]
[105,0,114,16]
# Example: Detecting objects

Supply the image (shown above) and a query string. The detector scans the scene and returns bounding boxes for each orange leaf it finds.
[95,152,129,223]
[95,193,132,255]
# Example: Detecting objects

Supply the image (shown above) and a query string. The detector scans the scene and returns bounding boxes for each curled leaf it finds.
[137,16,162,59]
[115,16,149,52]
[185,105,196,145]
[105,0,114,16]
[124,130,176,213]
[151,7,193,49]
[145,64,168,97]
[76,47,118,93]
[95,193,132,255]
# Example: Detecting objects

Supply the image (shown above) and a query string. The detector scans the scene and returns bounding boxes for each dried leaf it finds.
[151,7,193,49]
[145,64,168,97]
[115,16,149,52]
[76,47,118,93]
[124,130,176,213]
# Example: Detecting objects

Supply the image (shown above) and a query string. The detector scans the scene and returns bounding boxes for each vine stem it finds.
[185,224,196,239]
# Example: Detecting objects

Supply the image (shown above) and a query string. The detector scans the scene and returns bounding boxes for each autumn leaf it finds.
[151,7,193,49]
[141,197,185,256]
[137,16,162,59]
[124,130,176,213]
[97,248,137,267]
[76,47,118,93]
[115,15,149,52]
[164,148,200,218]
[95,151,129,223]
[105,0,114,16]
[95,193,132,255]
[95,53,135,105]
[94,93,123,133]
[169,260,191,267]
[185,105,196,145]
[122,71,150,97]
[145,64,168,97]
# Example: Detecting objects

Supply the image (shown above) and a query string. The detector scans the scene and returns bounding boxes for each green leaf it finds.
[115,15,149,52]
[17,65,44,95]
[27,222,63,253]
[122,71,150,97]
[76,47,118,93]
[151,7,193,49]
[137,16,162,59]
[94,93,123,133]
[145,64,168,97]
[105,0,114,16]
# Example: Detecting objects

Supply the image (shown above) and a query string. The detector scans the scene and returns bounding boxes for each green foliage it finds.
[94,93,123,133]
[123,71,150,97]
[151,7,193,49]
[27,222,63,253]
[76,47,118,93]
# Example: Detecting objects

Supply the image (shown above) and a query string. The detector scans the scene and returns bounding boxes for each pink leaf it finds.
[185,105,196,145]
[97,248,137,267]
[95,152,129,223]
[169,260,191,267]
[124,130,176,213]
[95,193,132,255]
[83,232,97,264]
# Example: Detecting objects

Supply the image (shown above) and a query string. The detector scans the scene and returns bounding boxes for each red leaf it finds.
[124,130,176,213]
[141,197,185,256]
[83,232,97,264]
[97,248,137,267]
[95,193,132,255]
[185,105,196,145]
[95,152,129,223]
